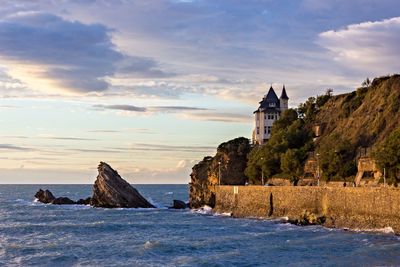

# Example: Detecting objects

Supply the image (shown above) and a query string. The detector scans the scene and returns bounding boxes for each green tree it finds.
[373,127,400,183]
[245,108,313,184]
[281,148,307,183]
[317,135,357,181]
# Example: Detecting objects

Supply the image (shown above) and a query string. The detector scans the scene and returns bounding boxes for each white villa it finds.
[252,85,289,145]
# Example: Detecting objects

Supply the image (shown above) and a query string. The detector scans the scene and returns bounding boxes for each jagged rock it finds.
[35,189,56,204]
[190,137,251,209]
[51,197,76,205]
[76,197,91,205]
[171,200,186,209]
[90,162,155,208]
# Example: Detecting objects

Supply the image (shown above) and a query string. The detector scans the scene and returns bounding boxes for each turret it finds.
[280,85,289,111]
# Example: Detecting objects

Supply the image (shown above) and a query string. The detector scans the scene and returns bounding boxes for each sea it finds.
[1,184,400,267]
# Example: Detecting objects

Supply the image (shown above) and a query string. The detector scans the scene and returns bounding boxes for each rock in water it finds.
[51,197,76,205]
[35,189,56,204]
[76,197,92,205]
[171,200,186,209]
[91,162,155,208]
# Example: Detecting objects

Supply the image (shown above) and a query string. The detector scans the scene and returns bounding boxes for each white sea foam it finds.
[147,197,167,209]
[353,226,395,234]
[191,205,213,215]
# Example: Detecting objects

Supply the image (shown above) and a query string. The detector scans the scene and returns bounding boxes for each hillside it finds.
[190,75,400,206]
[314,75,400,148]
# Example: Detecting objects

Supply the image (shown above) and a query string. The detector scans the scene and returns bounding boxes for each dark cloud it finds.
[92,104,210,113]
[93,104,146,112]
[0,12,171,93]
[0,144,32,151]
[118,56,176,78]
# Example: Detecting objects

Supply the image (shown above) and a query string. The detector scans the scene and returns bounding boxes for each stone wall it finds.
[214,186,400,233]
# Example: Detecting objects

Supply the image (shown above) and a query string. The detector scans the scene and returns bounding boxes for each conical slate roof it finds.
[264,86,279,103]
[280,85,289,100]
[255,86,280,112]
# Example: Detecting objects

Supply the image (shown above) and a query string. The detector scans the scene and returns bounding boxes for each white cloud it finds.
[318,17,400,75]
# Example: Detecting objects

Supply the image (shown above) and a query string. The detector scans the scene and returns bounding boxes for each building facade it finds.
[252,85,289,145]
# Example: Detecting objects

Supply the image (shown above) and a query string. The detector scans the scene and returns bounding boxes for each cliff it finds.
[314,74,400,148]
[189,137,251,208]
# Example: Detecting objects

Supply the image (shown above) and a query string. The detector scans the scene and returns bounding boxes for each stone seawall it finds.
[214,186,400,234]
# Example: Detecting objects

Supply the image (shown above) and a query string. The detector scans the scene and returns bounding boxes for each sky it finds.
[0,0,399,184]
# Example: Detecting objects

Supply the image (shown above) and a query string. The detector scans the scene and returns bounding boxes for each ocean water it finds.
[1,185,400,266]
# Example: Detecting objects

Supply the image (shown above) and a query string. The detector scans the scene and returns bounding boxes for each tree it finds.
[281,149,307,183]
[373,127,400,183]
[297,97,316,122]
[245,108,313,183]
[361,77,371,87]
[317,135,357,181]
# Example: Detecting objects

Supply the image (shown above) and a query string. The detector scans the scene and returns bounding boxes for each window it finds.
[268,126,272,134]
[257,127,259,134]
[264,114,266,120]
[269,102,275,107]
[264,126,267,134]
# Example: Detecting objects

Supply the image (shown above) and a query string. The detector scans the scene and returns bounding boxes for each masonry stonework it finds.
[214,186,400,233]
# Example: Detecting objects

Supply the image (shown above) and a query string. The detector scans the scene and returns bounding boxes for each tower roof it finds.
[254,86,280,112]
[280,85,289,100]
[263,86,279,103]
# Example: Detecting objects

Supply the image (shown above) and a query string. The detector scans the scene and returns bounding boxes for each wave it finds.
[190,205,213,215]
[352,226,395,234]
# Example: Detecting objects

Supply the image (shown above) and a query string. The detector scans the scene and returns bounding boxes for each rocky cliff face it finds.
[91,162,155,208]
[314,74,400,148]
[189,137,251,208]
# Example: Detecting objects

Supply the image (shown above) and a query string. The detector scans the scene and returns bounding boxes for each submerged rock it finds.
[35,189,56,204]
[289,210,326,226]
[171,199,186,209]
[51,197,76,205]
[90,162,155,208]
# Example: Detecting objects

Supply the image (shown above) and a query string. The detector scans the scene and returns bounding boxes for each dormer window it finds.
[269,102,275,107]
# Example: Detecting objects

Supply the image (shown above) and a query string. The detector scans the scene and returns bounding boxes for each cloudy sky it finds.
[0,0,399,184]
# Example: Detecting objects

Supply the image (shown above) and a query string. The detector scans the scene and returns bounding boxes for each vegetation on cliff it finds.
[373,127,400,184]
[190,74,400,199]
[245,109,314,184]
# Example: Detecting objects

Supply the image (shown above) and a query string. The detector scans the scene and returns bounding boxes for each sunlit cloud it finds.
[318,17,400,75]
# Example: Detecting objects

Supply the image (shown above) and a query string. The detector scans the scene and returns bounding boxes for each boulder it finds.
[76,197,92,205]
[51,197,76,205]
[90,162,155,208]
[171,200,186,209]
[289,210,326,226]
[35,189,56,204]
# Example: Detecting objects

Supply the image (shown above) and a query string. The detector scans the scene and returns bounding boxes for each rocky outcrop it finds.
[289,210,326,226]
[34,162,154,209]
[189,137,251,209]
[35,189,77,205]
[51,197,76,205]
[35,189,56,204]
[90,162,155,208]
[76,197,92,205]
[171,200,187,209]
